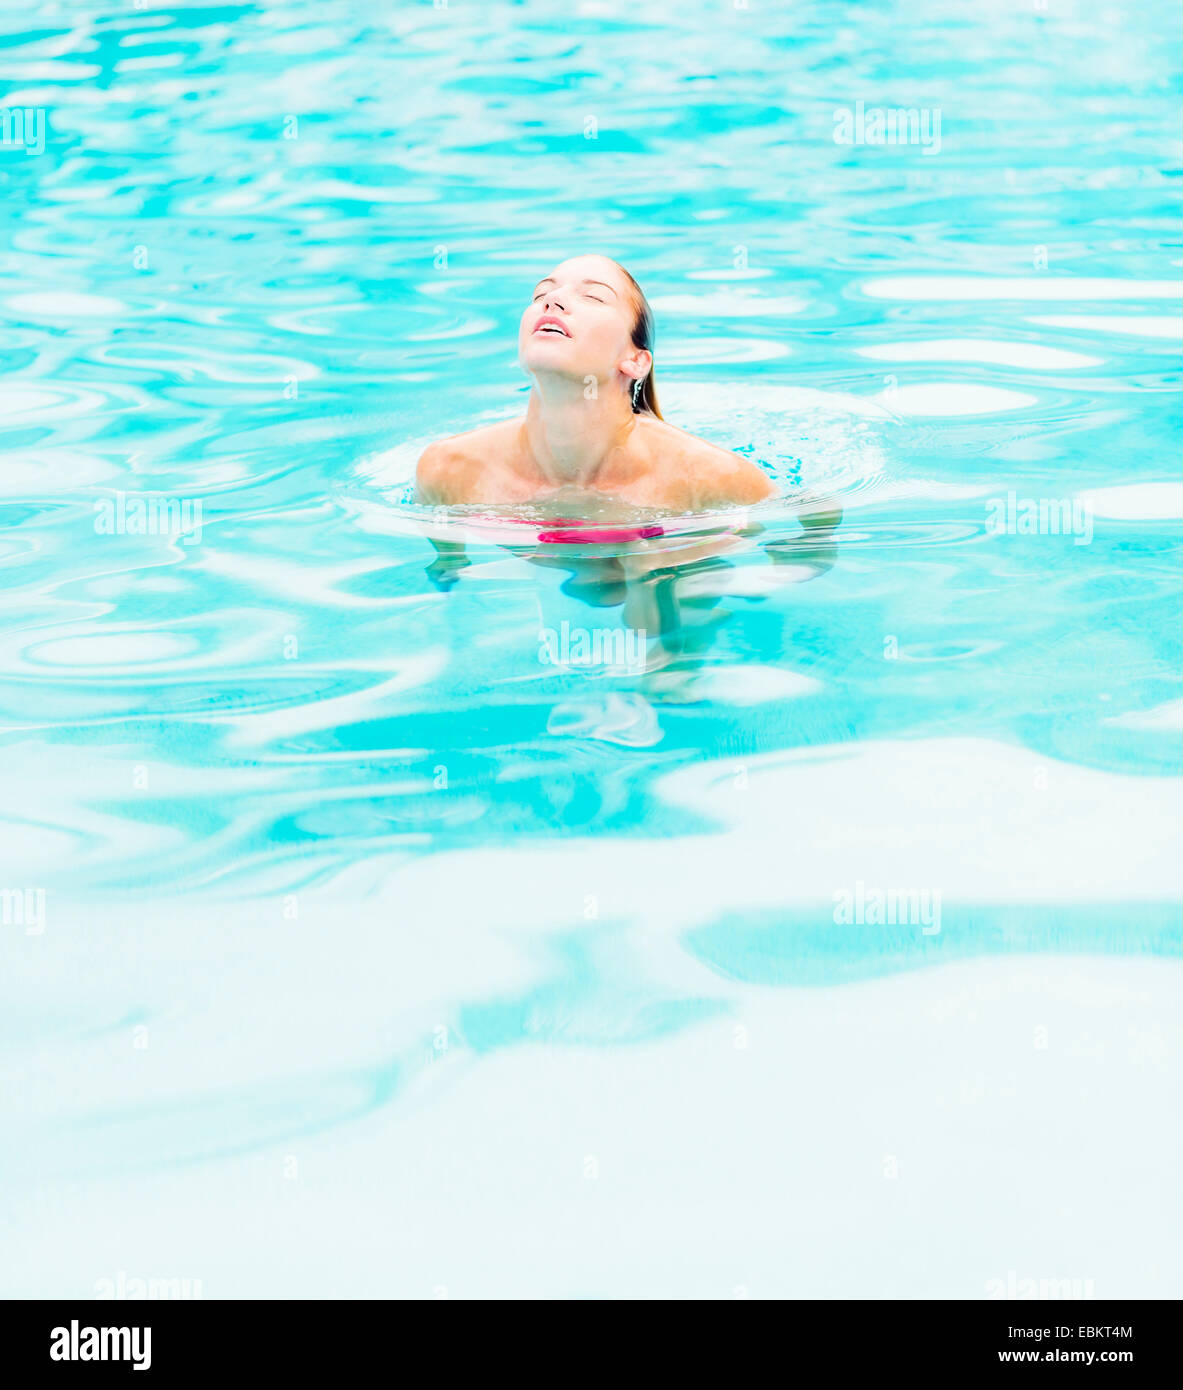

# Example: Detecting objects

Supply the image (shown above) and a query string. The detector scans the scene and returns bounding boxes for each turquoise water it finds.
[3,0,1182,1297]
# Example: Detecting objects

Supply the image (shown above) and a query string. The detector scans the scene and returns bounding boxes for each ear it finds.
[620,347,652,383]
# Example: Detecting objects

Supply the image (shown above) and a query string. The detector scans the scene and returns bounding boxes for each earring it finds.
[631,378,642,409]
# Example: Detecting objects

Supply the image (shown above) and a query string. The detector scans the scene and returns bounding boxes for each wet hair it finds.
[613,261,662,420]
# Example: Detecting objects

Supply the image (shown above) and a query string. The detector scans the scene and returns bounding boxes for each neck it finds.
[523,374,637,489]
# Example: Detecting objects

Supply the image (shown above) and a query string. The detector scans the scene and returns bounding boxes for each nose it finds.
[542,287,568,312]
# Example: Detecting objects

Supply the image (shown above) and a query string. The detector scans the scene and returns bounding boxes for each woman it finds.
[415,254,777,512]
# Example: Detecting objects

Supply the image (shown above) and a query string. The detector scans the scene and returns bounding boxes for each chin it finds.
[521,343,580,372]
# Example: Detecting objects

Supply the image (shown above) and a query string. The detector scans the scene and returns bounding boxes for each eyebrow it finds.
[534,276,619,298]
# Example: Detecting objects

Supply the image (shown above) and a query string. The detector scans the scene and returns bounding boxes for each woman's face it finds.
[518,255,647,390]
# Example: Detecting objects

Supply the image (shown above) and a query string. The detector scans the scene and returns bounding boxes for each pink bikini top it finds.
[447,512,746,547]
[480,514,666,544]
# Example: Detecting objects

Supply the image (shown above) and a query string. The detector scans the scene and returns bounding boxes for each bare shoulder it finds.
[637,417,777,508]
[414,420,521,505]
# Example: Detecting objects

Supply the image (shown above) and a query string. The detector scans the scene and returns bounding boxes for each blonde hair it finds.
[613,261,662,420]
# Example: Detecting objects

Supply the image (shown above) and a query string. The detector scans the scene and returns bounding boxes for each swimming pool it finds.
[2,0,1181,1298]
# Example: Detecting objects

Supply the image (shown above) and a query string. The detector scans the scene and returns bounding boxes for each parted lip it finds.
[533,314,571,338]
